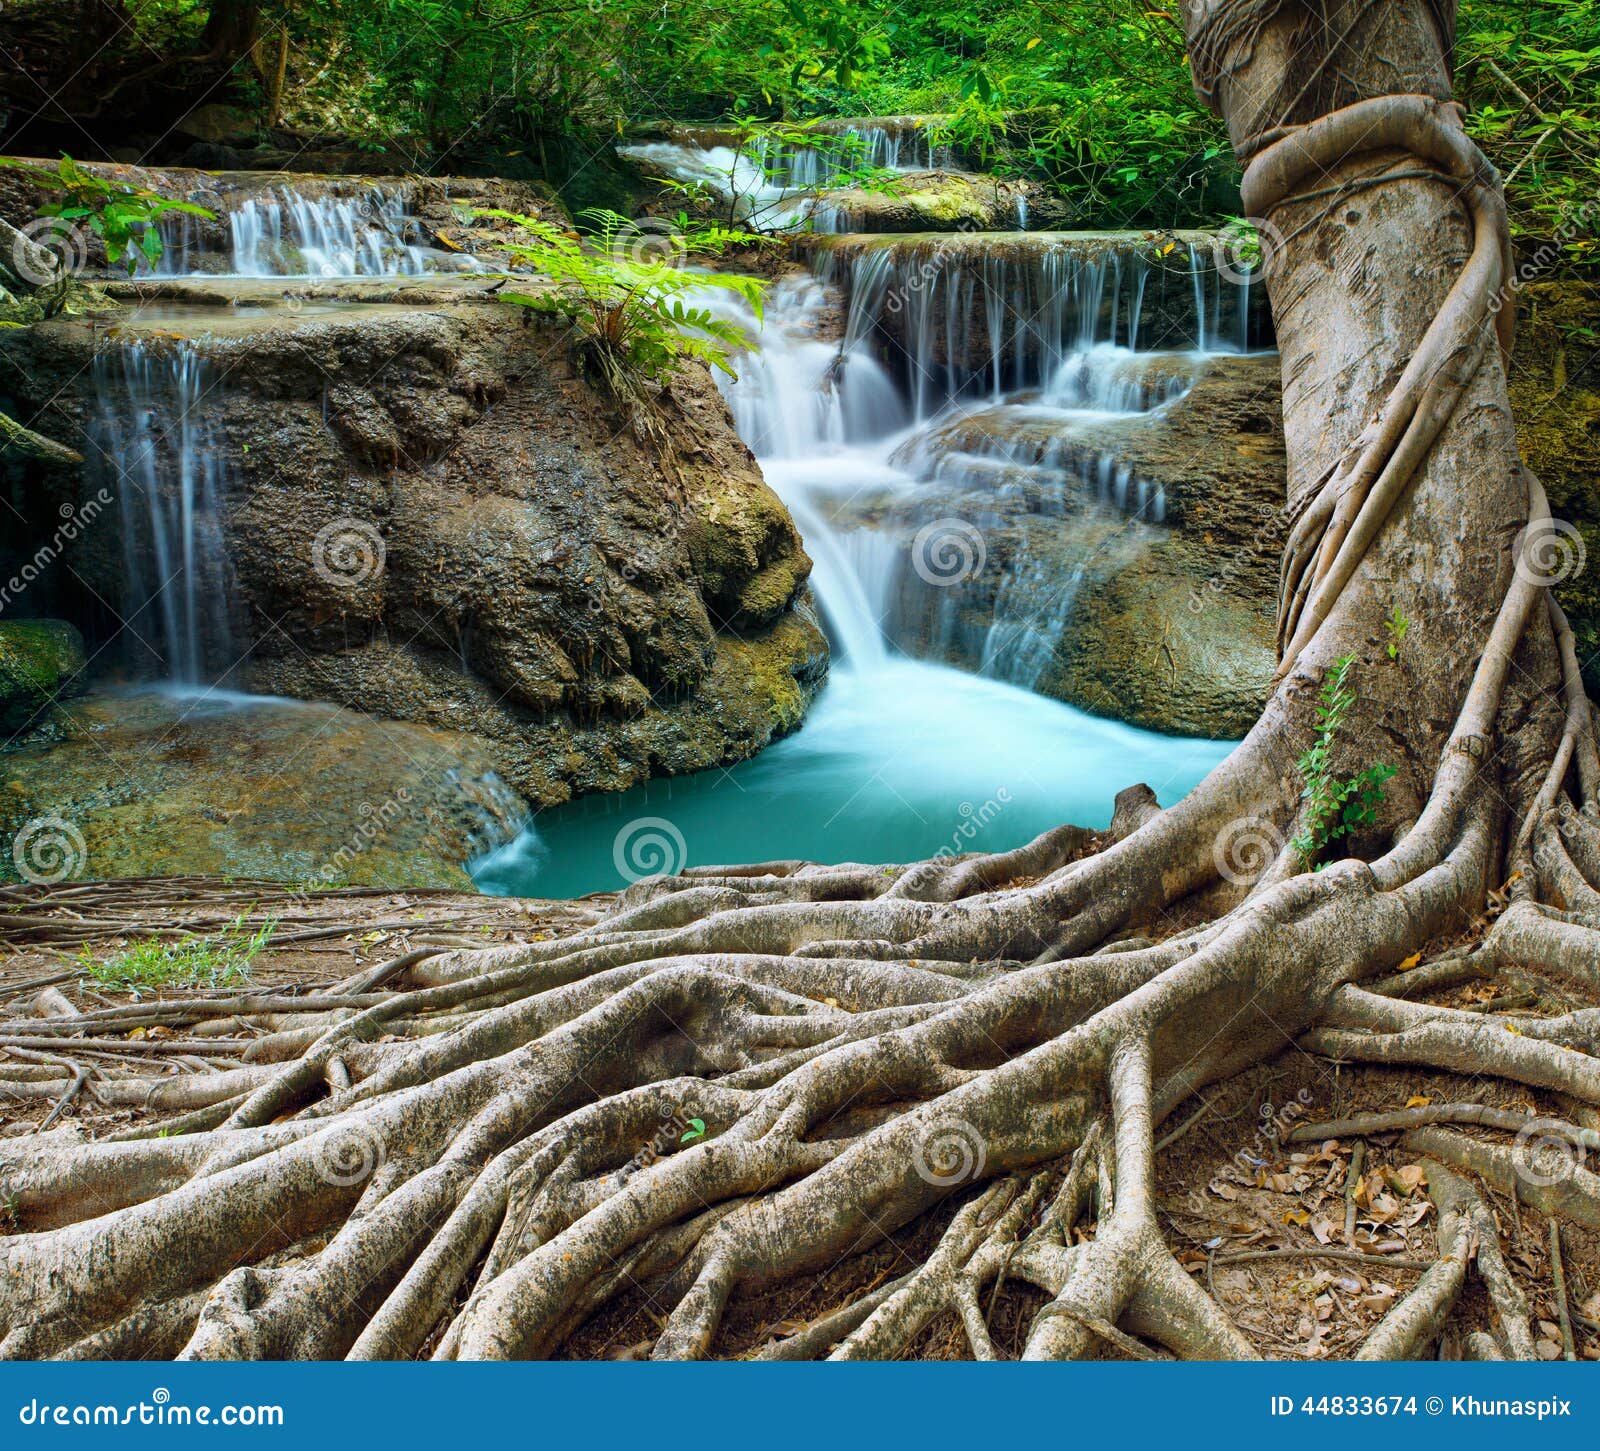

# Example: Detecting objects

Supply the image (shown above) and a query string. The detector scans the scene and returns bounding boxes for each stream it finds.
[474,174,1253,896]
[88,163,1252,898]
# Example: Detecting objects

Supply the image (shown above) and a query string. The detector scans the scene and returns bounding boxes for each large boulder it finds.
[0,285,827,808]
[0,619,86,734]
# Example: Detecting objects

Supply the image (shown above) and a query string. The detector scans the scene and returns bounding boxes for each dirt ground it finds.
[2,876,1596,1361]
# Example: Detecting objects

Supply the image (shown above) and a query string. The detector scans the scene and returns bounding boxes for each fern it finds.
[1289,655,1397,870]
[477,208,767,393]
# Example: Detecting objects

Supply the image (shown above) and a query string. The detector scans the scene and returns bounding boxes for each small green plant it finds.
[1384,606,1410,660]
[680,1117,707,1144]
[0,155,213,278]
[80,914,275,996]
[478,208,767,400]
[1289,656,1397,870]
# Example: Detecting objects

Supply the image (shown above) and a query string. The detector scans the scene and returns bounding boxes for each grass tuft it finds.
[79,915,276,995]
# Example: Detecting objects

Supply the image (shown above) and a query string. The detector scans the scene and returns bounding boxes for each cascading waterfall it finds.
[88,341,234,683]
[706,234,1235,686]
[153,184,481,278]
[475,239,1240,894]
[619,121,956,233]
[758,122,954,185]
[813,235,1255,417]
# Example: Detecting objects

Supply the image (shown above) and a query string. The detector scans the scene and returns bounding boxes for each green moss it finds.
[906,184,988,224]
[683,467,808,626]
[0,619,87,733]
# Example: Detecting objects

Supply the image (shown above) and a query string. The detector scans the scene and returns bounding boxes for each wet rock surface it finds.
[0,159,569,274]
[0,620,87,734]
[1,285,826,808]
[0,689,526,889]
[864,351,1285,739]
[814,170,1072,233]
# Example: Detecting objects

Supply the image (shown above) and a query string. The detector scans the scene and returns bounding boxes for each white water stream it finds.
[476,195,1259,894]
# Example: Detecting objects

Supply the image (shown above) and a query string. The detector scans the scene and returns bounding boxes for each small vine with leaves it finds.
[1289,655,1397,870]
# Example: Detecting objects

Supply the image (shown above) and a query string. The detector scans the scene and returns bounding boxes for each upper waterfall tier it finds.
[615,122,1065,233]
[0,160,564,278]
[805,230,1267,417]
[628,116,959,181]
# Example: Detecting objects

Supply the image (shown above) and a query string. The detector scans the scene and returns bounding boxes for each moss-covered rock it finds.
[813,170,1071,233]
[3,284,827,807]
[0,689,526,888]
[0,619,86,735]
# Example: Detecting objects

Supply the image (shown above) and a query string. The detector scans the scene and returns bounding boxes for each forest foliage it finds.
[0,1,1595,258]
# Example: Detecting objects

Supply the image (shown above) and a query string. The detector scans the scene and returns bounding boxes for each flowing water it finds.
[475,218,1257,896]
[618,119,963,233]
[81,151,1257,896]
[88,341,235,683]
[153,184,482,278]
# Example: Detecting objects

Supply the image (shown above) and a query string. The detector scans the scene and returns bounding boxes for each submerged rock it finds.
[2,283,827,808]
[0,689,525,889]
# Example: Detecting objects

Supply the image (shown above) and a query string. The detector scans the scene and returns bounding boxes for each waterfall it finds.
[619,121,952,232]
[154,184,480,278]
[813,237,1241,416]
[709,277,906,666]
[89,341,233,682]
[699,219,1255,690]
